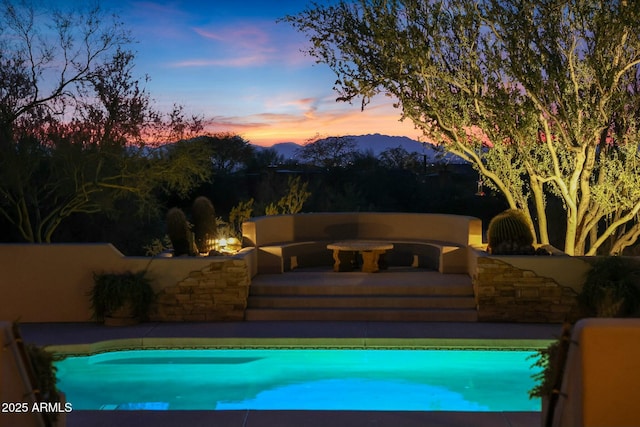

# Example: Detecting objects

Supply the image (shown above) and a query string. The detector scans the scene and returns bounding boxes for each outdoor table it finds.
[326,240,394,273]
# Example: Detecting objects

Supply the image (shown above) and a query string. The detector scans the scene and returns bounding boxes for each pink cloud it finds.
[168,21,312,69]
[126,2,192,40]
[171,55,268,68]
[194,26,273,52]
[192,28,224,42]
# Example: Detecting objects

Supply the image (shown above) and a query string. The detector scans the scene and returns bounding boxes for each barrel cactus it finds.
[166,207,196,256]
[487,209,535,255]
[192,196,217,254]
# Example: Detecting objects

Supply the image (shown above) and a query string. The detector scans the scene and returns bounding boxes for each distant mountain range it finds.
[258,133,466,164]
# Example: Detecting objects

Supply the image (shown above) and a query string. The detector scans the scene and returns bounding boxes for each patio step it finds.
[244,268,478,322]
[248,295,475,310]
[248,282,474,297]
[244,308,478,322]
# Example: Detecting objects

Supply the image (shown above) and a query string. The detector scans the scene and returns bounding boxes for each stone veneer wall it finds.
[151,259,250,321]
[474,257,578,322]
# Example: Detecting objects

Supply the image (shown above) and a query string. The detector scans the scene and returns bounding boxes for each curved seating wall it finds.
[242,212,483,275]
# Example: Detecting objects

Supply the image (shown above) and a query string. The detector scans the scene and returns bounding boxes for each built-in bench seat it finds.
[242,213,483,277]
[258,239,468,274]
[258,241,330,273]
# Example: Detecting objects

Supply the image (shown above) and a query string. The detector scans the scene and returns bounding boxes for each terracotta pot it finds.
[104,302,139,326]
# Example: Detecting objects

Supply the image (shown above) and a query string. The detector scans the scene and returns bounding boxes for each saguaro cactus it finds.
[192,196,217,254]
[166,207,195,256]
[487,209,535,255]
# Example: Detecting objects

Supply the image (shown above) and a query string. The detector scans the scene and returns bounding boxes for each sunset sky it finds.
[98,0,422,146]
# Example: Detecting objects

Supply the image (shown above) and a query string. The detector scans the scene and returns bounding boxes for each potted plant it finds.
[90,271,155,326]
[578,256,640,317]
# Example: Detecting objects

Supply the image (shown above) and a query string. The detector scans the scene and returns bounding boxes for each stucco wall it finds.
[553,318,640,427]
[0,244,254,322]
[243,212,483,247]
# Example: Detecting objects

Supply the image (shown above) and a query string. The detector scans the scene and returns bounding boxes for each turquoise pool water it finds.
[55,349,541,411]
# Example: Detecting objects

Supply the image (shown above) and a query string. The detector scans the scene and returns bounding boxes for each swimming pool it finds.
[55,348,541,411]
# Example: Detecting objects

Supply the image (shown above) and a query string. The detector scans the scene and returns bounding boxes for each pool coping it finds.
[47,337,552,356]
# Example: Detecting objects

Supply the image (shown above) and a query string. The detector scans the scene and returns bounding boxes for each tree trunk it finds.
[531,178,550,245]
[564,214,578,256]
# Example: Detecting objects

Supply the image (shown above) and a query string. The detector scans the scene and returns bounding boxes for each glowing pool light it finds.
[55,348,541,411]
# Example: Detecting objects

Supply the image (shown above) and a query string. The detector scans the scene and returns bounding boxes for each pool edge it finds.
[47,337,552,356]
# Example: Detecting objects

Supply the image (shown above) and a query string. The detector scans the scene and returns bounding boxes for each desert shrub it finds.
[578,256,640,317]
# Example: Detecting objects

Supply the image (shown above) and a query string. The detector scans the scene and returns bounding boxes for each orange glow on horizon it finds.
[208,104,426,147]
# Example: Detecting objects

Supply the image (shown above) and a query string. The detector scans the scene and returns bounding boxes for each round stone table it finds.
[326,240,394,273]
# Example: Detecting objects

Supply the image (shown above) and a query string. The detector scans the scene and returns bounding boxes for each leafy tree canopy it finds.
[286,0,640,255]
[0,0,212,243]
[379,146,422,172]
[296,135,359,168]
[190,133,255,174]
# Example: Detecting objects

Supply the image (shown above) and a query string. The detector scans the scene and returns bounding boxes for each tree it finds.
[0,0,131,144]
[286,0,640,255]
[0,1,212,243]
[379,146,422,172]
[191,133,255,174]
[246,147,286,172]
[296,135,358,168]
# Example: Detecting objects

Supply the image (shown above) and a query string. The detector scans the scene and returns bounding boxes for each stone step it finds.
[244,308,479,322]
[249,282,474,297]
[245,268,477,322]
[248,295,477,310]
